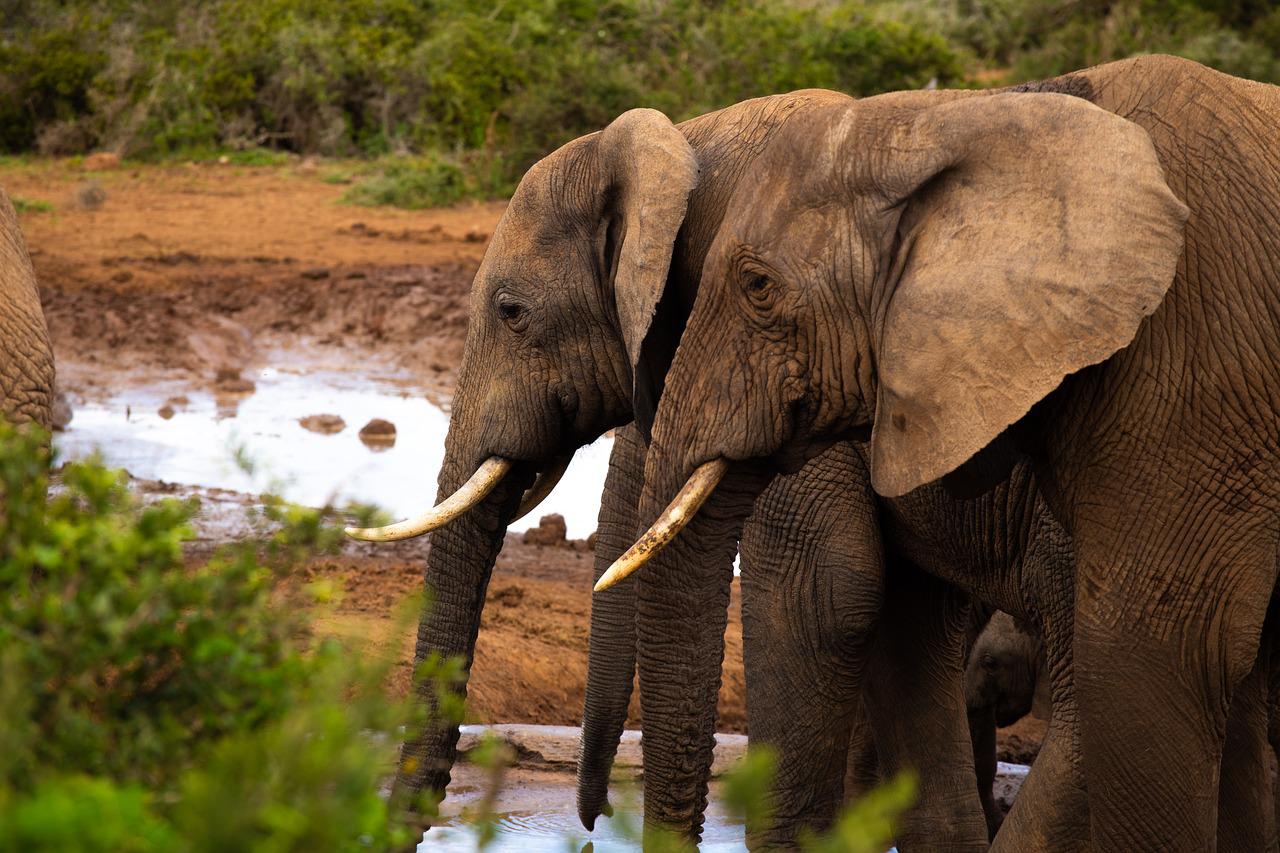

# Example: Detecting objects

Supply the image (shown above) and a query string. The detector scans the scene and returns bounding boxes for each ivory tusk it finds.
[593,458,729,592]
[511,454,572,522]
[344,456,512,542]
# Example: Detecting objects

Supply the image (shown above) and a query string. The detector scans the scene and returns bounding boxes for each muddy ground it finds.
[8,156,1041,756]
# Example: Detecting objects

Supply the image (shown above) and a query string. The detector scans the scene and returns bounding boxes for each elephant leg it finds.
[1217,643,1275,853]
[1269,609,1280,850]
[994,519,1090,853]
[1071,503,1279,851]
[968,703,1002,839]
[843,701,882,800]
[863,562,989,853]
[739,439,882,848]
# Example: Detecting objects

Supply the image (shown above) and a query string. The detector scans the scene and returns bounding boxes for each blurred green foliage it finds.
[0,423,422,851]
[3,0,1273,206]
[11,197,53,214]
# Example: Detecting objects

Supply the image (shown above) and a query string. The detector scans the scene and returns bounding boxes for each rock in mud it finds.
[299,413,346,435]
[214,368,256,394]
[523,514,567,546]
[358,418,396,449]
[73,181,107,210]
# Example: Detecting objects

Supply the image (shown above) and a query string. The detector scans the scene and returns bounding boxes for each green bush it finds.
[11,198,53,214]
[342,153,475,209]
[0,423,420,851]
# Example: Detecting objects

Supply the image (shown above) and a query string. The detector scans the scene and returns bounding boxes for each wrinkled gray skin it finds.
[626,55,1280,850]
[385,91,988,850]
[964,610,1047,839]
[0,189,55,431]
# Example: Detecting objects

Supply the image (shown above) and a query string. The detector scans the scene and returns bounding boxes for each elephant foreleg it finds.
[1071,505,1279,851]
[738,439,882,848]
[863,562,989,853]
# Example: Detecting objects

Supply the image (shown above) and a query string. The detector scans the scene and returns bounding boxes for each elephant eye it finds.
[980,654,997,672]
[496,298,529,331]
[743,272,775,308]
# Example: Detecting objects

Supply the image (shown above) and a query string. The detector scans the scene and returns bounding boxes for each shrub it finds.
[10,198,53,214]
[0,0,969,188]
[342,153,472,209]
[0,423,419,851]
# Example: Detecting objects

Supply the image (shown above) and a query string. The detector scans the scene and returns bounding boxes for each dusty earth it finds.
[7,156,1037,758]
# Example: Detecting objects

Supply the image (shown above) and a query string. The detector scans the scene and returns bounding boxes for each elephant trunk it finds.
[632,446,767,842]
[390,436,528,806]
[577,425,646,829]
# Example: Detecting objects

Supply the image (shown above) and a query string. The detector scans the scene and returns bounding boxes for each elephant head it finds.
[0,190,55,432]
[352,93,844,825]
[965,611,1046,730]
[597,88,1187,835]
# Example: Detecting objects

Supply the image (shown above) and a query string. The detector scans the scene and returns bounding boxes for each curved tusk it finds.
[345,456,512,542]
[511,454,572,522]
[593,458,729,593]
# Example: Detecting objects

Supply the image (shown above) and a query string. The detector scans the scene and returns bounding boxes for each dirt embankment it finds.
[8,160,502,401]
[11,157,1032,756]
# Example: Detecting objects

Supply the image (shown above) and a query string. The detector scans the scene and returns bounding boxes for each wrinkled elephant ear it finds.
[853,93,1188,497]
[593,108,699,427]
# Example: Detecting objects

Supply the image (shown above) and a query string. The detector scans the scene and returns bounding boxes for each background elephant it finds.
[964,610,1048,838]
[0,189,55,431]
[610,55,1280,849]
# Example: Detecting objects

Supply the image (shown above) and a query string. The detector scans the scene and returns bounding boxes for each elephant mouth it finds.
[345,454,572,542]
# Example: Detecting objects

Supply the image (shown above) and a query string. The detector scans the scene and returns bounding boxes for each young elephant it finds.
[0,190,55,431]
[606,55,1280,849]
[964,610,1048,838]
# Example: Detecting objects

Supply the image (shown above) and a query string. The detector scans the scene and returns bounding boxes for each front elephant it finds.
[0,190,55,432]
[348,91,996,846]
[608,55,1280,849]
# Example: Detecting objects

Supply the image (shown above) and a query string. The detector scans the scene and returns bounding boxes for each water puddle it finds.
[55,366,612,538]
[425,809,745,852]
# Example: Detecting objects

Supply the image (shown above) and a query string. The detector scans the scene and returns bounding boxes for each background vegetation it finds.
[3,0,1276,206]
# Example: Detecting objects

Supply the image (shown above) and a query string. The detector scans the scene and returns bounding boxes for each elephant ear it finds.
[860,93,1188,497]
[593,109,699,410]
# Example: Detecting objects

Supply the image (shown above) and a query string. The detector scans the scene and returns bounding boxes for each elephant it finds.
[604,54,1280,849]
[343,90,992,849]
[964,610,1048,838]
[0,189,55,432]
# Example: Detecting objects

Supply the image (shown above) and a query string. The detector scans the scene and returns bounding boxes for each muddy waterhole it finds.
[55,362,613,538]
